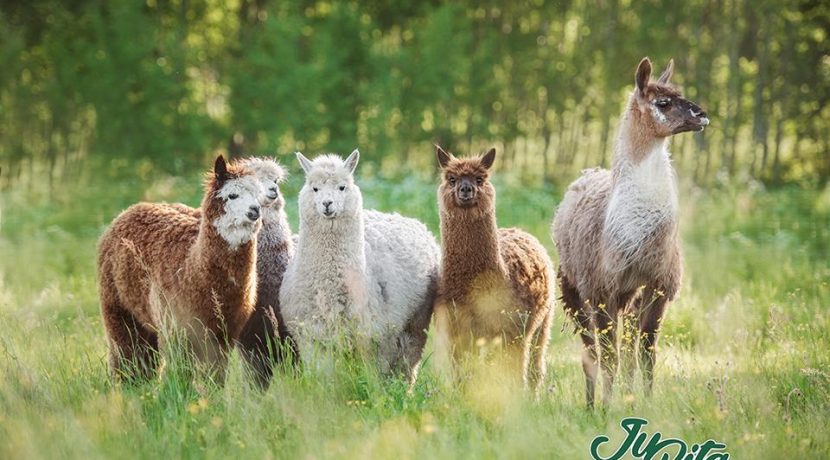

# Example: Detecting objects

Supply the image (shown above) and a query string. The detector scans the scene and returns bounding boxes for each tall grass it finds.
[0,164,828,459]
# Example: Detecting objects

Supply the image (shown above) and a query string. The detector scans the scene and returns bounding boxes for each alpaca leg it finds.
[102,302,159,382]
[528,307,554,394]
[238,305,284,390]
[638,289,669,397]
[400,292,433,388]
[431,302,456,385]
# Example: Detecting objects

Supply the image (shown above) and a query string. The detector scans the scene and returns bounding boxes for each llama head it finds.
[436,146,497,214]
[234,157,288,210]
[205,155,263,248]
[631,57,709,137]
[295,149,362,222]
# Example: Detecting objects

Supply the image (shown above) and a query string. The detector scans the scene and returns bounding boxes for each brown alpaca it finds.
[551,57,709,407]
[97,156,263,381]
[165,157,298,388]
[434,147,555,391]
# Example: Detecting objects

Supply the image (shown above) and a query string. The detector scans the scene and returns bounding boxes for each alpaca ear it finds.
[658,58,674,85]
[344,149,360,174]
[296,152,313,175]
[635,57,652,94]
[436,145,452,169]
[214,155,229,181]
[480,148,496,170]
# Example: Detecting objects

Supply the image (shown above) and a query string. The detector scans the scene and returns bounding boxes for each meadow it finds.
[1,162,829,459]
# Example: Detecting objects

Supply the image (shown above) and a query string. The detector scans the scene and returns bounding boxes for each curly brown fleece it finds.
[433,147,555,391]
[97,156,259,381]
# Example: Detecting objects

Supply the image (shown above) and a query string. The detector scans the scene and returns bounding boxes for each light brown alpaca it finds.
[97,156,263,381]
[434,147,555,391]
[551,57,710,407]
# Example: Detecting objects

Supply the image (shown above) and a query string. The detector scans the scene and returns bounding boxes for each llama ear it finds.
[658,58,674,85]
[480,148,496,170]
[436,145,452,169]
[296,152,313,175]
[635,57,652,94]
[344,149,360,174]
[214,155,229,181]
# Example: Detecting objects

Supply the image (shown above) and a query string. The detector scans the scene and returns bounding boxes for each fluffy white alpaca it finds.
[280,150,439,381]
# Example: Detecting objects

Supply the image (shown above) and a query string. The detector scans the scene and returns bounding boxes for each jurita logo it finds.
[590,417,730,460]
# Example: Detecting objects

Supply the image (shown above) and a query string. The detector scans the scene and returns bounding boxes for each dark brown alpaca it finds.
[434,147,555,391]
[97,156,263,381]
[551,57,709,407]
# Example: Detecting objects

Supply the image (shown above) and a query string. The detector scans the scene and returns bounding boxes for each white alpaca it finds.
[280,150,439,381]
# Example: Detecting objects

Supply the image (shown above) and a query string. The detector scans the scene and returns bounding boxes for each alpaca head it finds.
[630,57,709,138]
[234,157,288,211]
[436,146,496,215]
[205,155,263,248]
[295,149,362,222]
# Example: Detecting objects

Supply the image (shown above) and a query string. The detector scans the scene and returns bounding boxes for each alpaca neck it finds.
[440,206,504,291]
[298,211,367,274]
[258,206,293,253]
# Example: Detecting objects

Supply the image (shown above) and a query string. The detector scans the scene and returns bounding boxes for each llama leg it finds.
[594,308,617,407]
[559,273,597,407]
[102,302,159,382]
[619,308,639,392]
[638,288,669,397]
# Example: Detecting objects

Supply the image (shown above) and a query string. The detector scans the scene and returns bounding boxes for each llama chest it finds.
[603,147,678,276]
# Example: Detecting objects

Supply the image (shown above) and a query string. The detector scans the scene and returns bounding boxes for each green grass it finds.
[1,165,829,459]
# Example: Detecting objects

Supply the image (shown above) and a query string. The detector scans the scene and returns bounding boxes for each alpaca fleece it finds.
[434,147,555,391]
[280,152,439,382]
[551,57,708,407]
[97,157,261,380]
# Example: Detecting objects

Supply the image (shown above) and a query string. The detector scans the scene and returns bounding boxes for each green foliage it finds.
[2,0,829,186]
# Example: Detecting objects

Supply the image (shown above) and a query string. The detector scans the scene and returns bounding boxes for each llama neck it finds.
[603,111,679,272]
[440,206,504,292]
[611,106,678,210]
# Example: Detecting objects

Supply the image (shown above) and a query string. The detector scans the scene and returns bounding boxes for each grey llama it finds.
[552,57,709,408]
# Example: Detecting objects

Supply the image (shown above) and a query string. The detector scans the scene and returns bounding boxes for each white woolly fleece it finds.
[280,153,439,370]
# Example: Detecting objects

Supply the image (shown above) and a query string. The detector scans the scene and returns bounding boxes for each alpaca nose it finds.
[458,182,474,199]
[247,205,260,221]
[323,200,333,209]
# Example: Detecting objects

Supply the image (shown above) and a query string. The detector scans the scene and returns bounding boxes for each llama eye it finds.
[339,185,346,191]
[655,99,671,108]
[228,193,239,200]
[312,187,318,192]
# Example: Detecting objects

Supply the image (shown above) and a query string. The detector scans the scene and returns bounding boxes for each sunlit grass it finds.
[0,169,828,458]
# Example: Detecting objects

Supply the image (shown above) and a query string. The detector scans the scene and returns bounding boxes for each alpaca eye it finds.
[313,187,318,192]
[476,177,483,185]
[228,193,239,200]
[655,99,671,108]
[448,177,456,186]
[339,185,346,191]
